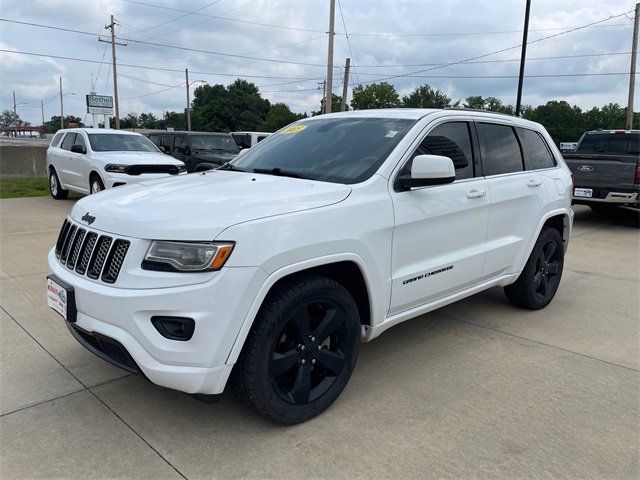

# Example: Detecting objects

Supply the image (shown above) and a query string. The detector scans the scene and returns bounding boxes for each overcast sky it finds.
[0,0,637,126]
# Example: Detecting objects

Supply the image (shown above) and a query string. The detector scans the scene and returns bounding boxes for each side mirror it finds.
[237,148,248,157]
[159,145,169,154]
[398,154,455,191]
[71,144,86,154]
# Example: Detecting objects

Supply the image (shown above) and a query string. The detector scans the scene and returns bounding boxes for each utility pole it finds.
[325,0,336,113]
[515,0,531,116]
[186,68,191,131]
[340,58,351,111]
[59,77,64,130]
[318,80,327,113]
[101,15,126,129]
[626,2,639,130]
[41,99,45,127]
[12,90,17,137]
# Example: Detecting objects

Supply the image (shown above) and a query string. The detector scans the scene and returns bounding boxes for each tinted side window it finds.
[51,132,64,147]
[148,134,159,146]
[60,133,77,151]
[517,128,556,170]
[232,133,251,149]
[160,135,173,151]
[477,123,523,176]
[174,136,188,154]
[575,134,606,154]
[74,133,87,151]
[627,135,640,154]
[257,135,268,143]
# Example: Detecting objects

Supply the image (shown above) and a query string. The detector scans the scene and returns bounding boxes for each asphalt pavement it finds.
[0,197,638,479]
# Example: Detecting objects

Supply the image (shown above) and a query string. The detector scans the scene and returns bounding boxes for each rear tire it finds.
[232,274,360,424]
[504,227,564,310]
[49,168,68,200]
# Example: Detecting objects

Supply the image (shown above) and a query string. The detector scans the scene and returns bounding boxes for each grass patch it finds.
[0,177,50,199]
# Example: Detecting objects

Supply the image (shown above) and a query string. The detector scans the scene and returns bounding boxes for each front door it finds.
[172,135,192,170]
[389,121,490,316]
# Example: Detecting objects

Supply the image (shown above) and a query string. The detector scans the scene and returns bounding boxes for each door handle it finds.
[466,189,487,199]
[527,179,542,187]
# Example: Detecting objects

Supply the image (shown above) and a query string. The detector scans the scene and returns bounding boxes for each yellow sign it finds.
[280,125,307,134]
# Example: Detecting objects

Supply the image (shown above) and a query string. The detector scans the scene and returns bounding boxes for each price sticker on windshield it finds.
[280,125,307,135]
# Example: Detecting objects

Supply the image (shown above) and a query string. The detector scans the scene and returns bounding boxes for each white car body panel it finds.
[48,109,574,395]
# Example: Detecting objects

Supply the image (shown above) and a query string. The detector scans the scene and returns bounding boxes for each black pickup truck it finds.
[563,130,639,220]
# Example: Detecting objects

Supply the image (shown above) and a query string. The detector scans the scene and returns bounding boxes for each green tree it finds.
[351,82,400,110]
[463,95,513,114]
[463,96,486,110]
[259,103,305,131]
[43,115,83,133]
[312,94,345,116]
[0,110,24,128]
[524,101,584,144]
[402,85,457,108]
[137,112,159,129]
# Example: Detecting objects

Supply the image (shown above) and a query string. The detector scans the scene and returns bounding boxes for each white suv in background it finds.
[47,109,573,424]
[46,128,186,199]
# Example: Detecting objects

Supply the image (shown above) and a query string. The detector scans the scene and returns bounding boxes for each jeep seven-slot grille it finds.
[55,219,129,284]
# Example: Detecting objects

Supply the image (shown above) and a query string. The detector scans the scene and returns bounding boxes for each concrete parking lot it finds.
[0,197,638,479]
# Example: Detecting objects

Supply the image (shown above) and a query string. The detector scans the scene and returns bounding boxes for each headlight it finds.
[177,165,187,173]
[142,241,234,272]
[105,164,128,173]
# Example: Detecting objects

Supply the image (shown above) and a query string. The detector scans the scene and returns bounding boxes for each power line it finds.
[351,9,635,86]
[0,49,323,80]
[355,51,632,68]
[337,0,359,84]
[136,0,222,34]
[240,34,327,56]
[0,18,339,68]
[121,0,328,34]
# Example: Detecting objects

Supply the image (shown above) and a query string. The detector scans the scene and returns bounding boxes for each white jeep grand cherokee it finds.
[47,109,573,424]
[46,128,186,198]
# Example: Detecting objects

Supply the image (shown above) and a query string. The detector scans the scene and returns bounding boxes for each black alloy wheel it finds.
[270,300,350,405]
[232,274,360,424]
[504,227,564,310]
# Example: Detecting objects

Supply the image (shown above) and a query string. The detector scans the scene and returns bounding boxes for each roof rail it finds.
[443,107,518,118]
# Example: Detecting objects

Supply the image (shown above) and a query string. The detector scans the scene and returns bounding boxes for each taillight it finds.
[635,162,640,185]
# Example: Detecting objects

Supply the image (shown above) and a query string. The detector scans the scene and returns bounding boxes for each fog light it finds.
[151,316,195,341]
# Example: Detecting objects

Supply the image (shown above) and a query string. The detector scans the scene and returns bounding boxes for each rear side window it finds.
[477,123,523,176]
[576,134,639,155]
[174,136,188,154]
[60,133,77,151]
[517,128,556,170]
[160,135,173,151]
[74,133,87,151]
[51,132,64,147]
[232,133,251,149]
[257,135,268,143]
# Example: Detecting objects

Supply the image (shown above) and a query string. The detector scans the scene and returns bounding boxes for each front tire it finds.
[90,175,105,194]
[232,274,360,424]
[49,168,68,200]
[504,227,564,310]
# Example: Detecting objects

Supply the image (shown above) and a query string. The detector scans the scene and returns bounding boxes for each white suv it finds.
[46,128,186,199]
[46,109,573,423]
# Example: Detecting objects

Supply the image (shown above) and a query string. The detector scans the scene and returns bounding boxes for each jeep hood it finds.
[70,171,351,240]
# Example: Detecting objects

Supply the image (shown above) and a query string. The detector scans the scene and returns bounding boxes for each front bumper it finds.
[48,248,266,394]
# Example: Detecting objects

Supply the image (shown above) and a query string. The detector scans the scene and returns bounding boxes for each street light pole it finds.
[13,90,17,137]
[59,77,64,130]
[186,68,191,132]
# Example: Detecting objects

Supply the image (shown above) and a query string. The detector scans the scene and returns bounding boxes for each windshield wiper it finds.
[252,168,312,180]
[216,162,249,172]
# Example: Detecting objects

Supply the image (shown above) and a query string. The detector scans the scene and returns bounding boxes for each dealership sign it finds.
[86,94,114,115]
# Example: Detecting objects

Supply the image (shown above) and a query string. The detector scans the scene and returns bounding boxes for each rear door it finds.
[57,132,77,187]
[477,122,548,278]
[389,121,490,315]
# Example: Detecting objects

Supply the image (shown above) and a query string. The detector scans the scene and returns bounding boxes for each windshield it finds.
[88,134,159,152]
[191,135,239,153]
[232,117,416,184]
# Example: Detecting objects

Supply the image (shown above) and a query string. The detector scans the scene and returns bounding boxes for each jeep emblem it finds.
[577,165,594,172]
[81,213,96,225]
